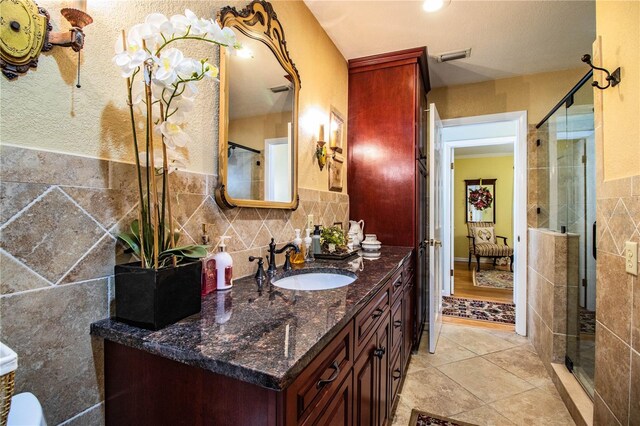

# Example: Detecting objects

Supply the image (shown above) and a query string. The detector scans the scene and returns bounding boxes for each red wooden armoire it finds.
[347,47,430,349]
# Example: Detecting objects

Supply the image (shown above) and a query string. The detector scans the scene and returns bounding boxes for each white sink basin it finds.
[272,272,356,291]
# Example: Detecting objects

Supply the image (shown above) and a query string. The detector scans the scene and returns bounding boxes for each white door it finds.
[428,103,444,353]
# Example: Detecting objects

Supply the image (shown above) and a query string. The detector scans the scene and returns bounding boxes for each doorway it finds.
[439,112,528,335]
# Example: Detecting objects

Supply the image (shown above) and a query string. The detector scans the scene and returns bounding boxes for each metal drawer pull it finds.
[393,320,402,328]
[316,361,340,389]
[371,308,384,319]
[374,346,386,359]
[393,278,402,288]
[393,369,401,380]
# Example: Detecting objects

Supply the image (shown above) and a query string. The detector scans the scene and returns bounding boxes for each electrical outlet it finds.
[306,214,314,230]
[625,241,638,276]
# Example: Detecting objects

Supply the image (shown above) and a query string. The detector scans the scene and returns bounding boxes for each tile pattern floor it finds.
[392,323,576,426]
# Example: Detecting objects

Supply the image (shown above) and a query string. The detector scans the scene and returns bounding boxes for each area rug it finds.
[409,409,477,426]
[472,268,513,289]
[442,296,515,324]
[580,307,596,334]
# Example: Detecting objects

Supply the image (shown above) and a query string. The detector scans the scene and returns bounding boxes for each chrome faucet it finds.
[266,238,300,274]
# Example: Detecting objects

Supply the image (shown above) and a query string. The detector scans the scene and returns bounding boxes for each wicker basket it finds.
[0,370,15,426]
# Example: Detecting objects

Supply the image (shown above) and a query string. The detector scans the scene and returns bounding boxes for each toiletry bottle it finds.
[291,229,305,264]
[201,224,216,296]
[312,225,322,255]
[304,228,314,262]
[214,236,233,291]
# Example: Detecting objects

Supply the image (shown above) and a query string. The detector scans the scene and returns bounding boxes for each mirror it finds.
[215,0,300,209]
[465,179,496,223]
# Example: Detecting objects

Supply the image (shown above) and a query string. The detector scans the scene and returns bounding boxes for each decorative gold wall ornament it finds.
[0,0,92,80]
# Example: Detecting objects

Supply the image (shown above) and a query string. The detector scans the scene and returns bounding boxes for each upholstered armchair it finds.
[466,221,514,272]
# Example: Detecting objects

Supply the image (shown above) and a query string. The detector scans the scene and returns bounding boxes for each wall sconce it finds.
[315,124,327,171]
[1,0,93,85]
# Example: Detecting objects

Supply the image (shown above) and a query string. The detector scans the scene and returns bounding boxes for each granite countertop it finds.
[90,246,412,390]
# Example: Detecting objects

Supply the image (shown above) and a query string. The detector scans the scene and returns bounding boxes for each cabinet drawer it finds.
[389,349,403,405]
[287,324,353,425]
[389,268,404,302]
[354,281,390,357]
[390,296,402,354]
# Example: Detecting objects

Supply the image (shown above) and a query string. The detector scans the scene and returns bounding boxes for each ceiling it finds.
[303,0,596,88]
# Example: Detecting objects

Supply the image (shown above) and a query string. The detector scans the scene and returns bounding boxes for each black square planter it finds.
[114,261,202,330]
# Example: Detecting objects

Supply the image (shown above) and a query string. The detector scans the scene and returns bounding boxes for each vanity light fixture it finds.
[435,48,471,63]
[0,0,93,83]
[316,124,327,171]
[422,0,450,13]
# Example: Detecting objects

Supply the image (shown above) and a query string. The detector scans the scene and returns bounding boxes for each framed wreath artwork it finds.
[465,178,496,223]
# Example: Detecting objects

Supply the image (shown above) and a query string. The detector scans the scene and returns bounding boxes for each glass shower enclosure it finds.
[536,70,596,397]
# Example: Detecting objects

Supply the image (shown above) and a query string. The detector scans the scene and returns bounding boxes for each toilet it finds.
[1,343,47,426]
[7,393,47,426]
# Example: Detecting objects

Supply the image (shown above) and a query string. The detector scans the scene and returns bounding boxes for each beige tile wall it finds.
[592,174,640,425]
[0,145,348,425]
[528,124,550,229]
[527,228,579,371]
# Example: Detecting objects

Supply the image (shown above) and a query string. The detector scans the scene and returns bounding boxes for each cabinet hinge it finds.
[450,163,454,170]
[450,269,454,277]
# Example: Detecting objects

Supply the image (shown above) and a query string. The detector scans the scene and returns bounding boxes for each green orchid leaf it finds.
[130,219,140,237]
[117,232,140,255]
[160,244,209,259]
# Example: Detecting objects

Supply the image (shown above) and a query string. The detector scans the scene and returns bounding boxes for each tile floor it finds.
[392,323,576,425]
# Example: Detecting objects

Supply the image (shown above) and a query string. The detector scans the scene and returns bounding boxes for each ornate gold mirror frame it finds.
[215,0,301,210]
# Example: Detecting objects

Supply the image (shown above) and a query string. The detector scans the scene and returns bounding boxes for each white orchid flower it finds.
[156,119,192,149]
[169,13,191,36]
[154,48,184,87]
[145,13,173,38]
[176,57,200,79]
[184,9,205,35]
[203,19,224,43]
[203,62,219,79]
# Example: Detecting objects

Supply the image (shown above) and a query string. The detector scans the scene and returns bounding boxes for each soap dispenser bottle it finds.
[304,228,314,262]
[214,236,233,291]
[291,229,305,264]
[201,224,216,296]
[312,225,322,255]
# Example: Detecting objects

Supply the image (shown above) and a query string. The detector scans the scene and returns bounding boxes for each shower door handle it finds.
[592,221,597,260]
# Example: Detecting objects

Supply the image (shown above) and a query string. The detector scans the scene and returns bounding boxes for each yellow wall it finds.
[596,0,640,179]
[0,0,348,192]
[454,155,514,259]
[229,111,290,150]
[429,68,586,124]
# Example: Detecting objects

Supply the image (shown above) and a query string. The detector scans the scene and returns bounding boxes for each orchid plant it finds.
[114,10,238,269]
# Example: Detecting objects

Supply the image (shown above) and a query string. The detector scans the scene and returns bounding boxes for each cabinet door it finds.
[353,333,378,426]
[304,373,352,426]
[403,282,414,369]
[376,316,390,426]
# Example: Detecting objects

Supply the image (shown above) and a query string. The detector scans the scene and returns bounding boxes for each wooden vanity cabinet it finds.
[104,257,413,426]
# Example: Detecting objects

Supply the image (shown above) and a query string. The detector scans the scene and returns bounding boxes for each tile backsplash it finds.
[0,145,348,424]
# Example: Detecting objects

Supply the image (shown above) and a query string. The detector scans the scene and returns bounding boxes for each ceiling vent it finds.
[435,48,472,63]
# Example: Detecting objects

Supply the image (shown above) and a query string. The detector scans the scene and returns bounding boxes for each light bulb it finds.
[423,0,445,12]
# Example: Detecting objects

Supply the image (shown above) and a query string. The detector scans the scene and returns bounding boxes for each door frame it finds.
[443,136,515,296]
[440,111,528,336]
